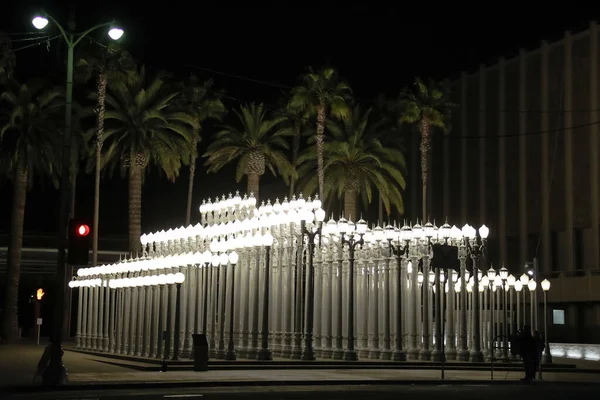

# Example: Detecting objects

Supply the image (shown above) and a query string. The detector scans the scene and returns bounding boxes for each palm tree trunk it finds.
[343,189,357,222]
[2,165,28,342]
[420,120,431,222]
[315,102,326,203]
[185,150,197,226]
[378,193,384,224]
[247,173,260,202]
[129,165,143,254]
[289,123,301,198]
[92,69,106,267]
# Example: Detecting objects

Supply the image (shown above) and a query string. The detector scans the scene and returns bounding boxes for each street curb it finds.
[3,379,600,394]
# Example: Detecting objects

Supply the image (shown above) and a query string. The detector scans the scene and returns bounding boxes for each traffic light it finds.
[67,219,91,265]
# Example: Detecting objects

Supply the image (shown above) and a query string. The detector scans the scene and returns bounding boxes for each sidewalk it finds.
[1,341,599,391]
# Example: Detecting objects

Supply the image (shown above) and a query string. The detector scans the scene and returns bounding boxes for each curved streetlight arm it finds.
[73,21,114,47]
[42,12,70,44]
[40,12,115,47]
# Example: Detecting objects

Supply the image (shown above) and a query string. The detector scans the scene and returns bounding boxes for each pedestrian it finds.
[533,330,545,379]
[519,326,535,382]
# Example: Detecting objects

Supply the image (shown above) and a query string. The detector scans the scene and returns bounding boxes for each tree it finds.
[176,75,226,225]
[283,94,311,198]
[77,40,137,266]
[399,77,456,222]
[102,66,198,253]
[289,67,353,203]
[0,33,16,84]
[297,106,406,221]
[203,103,294,201]
[0,79,63,342]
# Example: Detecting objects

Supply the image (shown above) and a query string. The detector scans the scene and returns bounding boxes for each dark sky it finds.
[2,1,599,238]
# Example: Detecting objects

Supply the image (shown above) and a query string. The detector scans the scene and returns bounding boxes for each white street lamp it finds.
[541,279,552,364]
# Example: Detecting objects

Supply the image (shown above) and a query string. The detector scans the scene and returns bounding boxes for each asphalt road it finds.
[5,384,600,400]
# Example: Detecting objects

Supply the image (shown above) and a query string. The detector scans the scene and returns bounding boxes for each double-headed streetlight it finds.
[32,12,124,387]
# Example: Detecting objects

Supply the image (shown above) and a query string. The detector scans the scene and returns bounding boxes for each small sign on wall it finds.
[37,318,43,326]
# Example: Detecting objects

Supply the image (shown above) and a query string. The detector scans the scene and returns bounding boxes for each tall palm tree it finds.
[203,103,294,200]
[297,106,406,221]
[283,96,311,198]
[0,33,16,84]
[176,76,226,225]
[288,67,353,203]
[77,41,136,266]
[0,79,63,342]
[399,77,456,222]
[102,66,198,253]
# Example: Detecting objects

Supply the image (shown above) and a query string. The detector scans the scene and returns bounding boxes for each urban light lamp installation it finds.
[385,223,410,361]
[33,12,124,387]
[300,207,326,361]
[225,251,239,360]
[171,272,186,360]
[541,279,552,364]
[528,279,537,334]
[258,231,274,360]
[464,224,488,362]
[338,217,367,361]
[498,266,510,360]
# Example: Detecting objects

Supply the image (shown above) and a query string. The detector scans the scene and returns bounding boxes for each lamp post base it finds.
[379,349,392,360]
[457,349,470,361]
[257,348,272,361]
[431,349,444,362]
[445,348,458,361]
[343,349,358,361]
[407,347,420,360]
[332,349,344,360]
[301,347,316,361]
[391,349,407,361]
[419,348,432,361]
[469,350,484,362]
[225,350,237,361]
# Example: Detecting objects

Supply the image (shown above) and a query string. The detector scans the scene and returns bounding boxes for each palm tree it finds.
[0,33,16,84]
[288,67,353,202]
[102,66,198,253]
[399,77,456,222]
[283,96,311,198]
[297,106,406,221]
[77,40,136,266]
[203,103,294,200]
[176,76,226,225]
[0,79,63,342]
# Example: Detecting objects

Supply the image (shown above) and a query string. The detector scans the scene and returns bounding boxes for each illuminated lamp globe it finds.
[229,251,239,265]
[541,279,551,291]
[514,281,523,292]
[32,16,49,29]
[507,274,516,287]
[315,208,326,223]
[528,279,537,291]
[108,27,124,40]
[174,272,185,284]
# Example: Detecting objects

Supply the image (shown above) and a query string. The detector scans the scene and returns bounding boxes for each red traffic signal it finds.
[77,224,90,237]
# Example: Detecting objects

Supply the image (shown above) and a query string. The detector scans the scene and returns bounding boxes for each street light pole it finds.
[258,232,273,360]
[338,218,367,361]
[541,279,552,364]
[300,215,324,361]
[386,228,409,361]
[32,12,123,387]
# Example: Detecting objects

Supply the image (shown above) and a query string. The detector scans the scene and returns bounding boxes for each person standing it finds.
[519,326,535,382]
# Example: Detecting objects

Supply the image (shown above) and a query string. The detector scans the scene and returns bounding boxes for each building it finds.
[406,22,600,343]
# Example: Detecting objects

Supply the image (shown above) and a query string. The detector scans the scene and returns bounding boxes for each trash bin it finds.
[192,334,209,371]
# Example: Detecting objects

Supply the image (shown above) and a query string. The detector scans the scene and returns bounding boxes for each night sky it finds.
[1,1,599,241]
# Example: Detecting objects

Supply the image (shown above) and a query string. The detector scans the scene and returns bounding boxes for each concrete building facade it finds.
[406,23,600,343]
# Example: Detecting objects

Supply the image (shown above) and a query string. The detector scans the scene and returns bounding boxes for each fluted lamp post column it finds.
[225,251,239,361]
[385,224,410,361]
[171,272,185,360]
[338,217,367,361]
[300,207,326,361]
[541,279,552,364]
[528,279,537,334]
[257,231,274,360]
[499,266,510,360]
[463,224,488,362]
